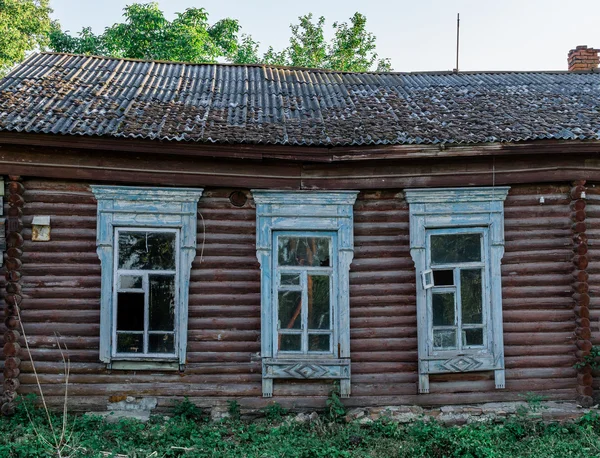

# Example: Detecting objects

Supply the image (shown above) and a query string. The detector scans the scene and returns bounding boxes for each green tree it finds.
[0,0,52,76]
[47,3,392,71]
[269,12,391,71]
[49,2,244,63]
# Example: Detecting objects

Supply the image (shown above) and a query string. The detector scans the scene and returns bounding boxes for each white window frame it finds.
[112,227,180,359]
[273,231,338,358]
[405,186,510,394]
[91,186,203,370]
[252,190,358,398]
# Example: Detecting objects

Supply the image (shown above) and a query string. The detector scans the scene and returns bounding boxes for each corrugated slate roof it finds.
[1,52,600,146]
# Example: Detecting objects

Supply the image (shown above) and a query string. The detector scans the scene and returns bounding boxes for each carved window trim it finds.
[405,187,510,394]
[252,190,358,398]
[91,186,203,369]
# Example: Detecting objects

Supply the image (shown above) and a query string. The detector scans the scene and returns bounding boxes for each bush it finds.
[0,395,599,457]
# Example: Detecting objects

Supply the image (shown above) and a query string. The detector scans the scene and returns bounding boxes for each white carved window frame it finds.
[405,187,510,394]
[252,190,358,398]
[91,186,203,370]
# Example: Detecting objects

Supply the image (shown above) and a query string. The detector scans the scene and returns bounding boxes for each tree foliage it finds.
[0,0,53,76]
[47,3,392,71]
[49,3,243,63]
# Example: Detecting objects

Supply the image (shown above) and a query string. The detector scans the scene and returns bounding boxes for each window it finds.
[275,233,336,356]
[253,191,358,398]
[114,229,178,357]
[92,186,203,369]
[405,187,510,394]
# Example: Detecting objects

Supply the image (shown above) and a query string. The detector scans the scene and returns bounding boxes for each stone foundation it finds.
[342,402,593,426]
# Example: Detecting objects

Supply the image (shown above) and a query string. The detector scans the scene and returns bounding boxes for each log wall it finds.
[12,179,578,412]
[585,183,600,400]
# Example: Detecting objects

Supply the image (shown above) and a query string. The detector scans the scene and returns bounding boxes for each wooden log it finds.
[573,255,589,270]
[3,378,19,392]
[572,293,590,307]
[577,385,593,397]
[3,367,19,379]
[577,317,591,328]
[3,330,20,343]
[5,271,21,282]
[5,357,21,370]
[7,181,24,196]
[5,283,21,294]
[4,258,22,271]
[577,339,593,352]
[3,343,20,357]
[4,317,19,330]
[6,232,23,248]
[571,200,586,211]
[1,402,15,416]
[578,373,593,386]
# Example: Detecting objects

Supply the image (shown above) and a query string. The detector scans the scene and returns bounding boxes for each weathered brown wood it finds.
[8,180,585,412]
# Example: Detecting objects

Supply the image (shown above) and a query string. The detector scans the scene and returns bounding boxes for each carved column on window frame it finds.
[2,176,24,415]
[406,187,510,395]
[253,190,358,398]
[571,180,593,407]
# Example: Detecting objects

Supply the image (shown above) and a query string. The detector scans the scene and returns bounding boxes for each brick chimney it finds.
[568,45,600,71]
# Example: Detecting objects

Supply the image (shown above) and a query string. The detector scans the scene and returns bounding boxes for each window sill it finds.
[108,360,180,371]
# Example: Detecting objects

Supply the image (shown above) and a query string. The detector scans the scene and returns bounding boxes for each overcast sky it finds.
[49,0,600,72]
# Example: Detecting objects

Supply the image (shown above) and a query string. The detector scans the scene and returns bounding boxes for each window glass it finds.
[120,275,143,289]
[308,275,330,330]
[280,273,301,286]
[117,333,143,353]
[309,334,330,352]
[432,292,455,326]
[433,329,456,349]
[431,233,481,264]
[276,234,334,355]
[278,237,330,267]
[278,291,302,330]
[149,275,175,331]
[115,229,178,356]
[280,334,302,352]
[149,334,175,353]
[461,269,483,324]
[118,231,176,270]
[463,328,484,347]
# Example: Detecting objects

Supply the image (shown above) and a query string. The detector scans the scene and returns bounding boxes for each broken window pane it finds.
[308,334,330,352]
[117,333,143,353]
[308,275,330,330]
[432,292,455,326]
[433,329,457,349]
[278,236,330,267]
[463,328,484,347]
[280,273,301,286]
[461,269,483,324]
[117,292,144,331]
[278,290,302,329]
[119,275,143,289]
[118,231,176,270]
[431,233,481,264]
[279,334,301,352]
[149,275,175,331]
[433,269,454,286]
[149,333,175,353]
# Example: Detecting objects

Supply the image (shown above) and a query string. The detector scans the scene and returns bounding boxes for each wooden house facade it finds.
[0,51,600,414]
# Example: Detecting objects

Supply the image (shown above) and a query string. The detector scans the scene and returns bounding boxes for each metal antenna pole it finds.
[455,13,460,72]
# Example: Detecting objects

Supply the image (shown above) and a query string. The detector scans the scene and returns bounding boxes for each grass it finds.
[2,397,600,457]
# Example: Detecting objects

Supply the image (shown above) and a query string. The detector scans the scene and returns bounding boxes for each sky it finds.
[49,0,600,72]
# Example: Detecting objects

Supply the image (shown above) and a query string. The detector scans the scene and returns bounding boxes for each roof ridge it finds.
[33,52,594,76]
